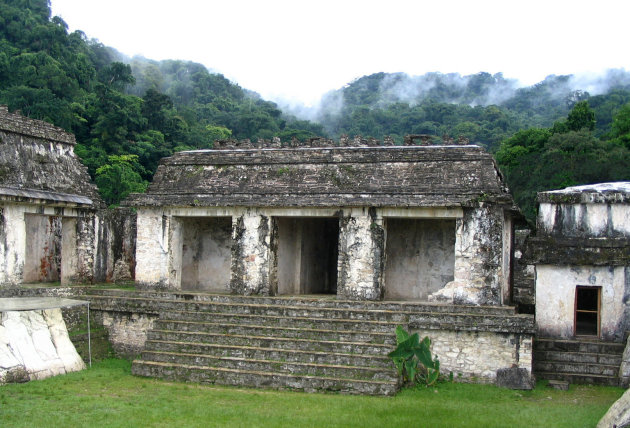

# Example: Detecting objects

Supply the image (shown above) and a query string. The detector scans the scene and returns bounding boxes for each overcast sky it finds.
[51,0,630,106]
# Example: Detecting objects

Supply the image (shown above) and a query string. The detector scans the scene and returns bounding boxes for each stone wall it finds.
[0,205,136,287]
[94,208,136,283]
[536,265,630,341]
[412,329,532,382]
[429,205,510,305]
[0,205,97,285]
[95,311,156,356]
[337,208,384,300]
[180,217,232,292]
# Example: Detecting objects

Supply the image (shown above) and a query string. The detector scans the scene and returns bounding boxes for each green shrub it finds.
[388,325,441,387]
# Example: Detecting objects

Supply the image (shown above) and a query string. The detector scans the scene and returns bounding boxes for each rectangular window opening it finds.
[575,286,601,337]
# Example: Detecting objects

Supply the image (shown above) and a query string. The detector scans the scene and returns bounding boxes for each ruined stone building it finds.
[528,183,630,386]
[0,106,134,286]
[125,137,520,306]
[532,183,630,341]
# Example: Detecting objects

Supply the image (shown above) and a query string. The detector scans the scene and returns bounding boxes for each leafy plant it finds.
[388,325,441,387]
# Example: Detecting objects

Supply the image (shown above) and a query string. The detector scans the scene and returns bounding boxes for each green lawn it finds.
[0,359,622,428]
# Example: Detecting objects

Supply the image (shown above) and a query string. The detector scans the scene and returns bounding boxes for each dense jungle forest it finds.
[1,0,629,224]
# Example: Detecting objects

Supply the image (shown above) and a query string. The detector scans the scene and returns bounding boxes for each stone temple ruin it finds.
[125,135,517,305]
[0,108,628,392]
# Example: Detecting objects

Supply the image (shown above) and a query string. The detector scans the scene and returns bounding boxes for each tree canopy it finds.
[495,102,630,224]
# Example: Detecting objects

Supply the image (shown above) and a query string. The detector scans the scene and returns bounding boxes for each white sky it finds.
[51,0,630,106]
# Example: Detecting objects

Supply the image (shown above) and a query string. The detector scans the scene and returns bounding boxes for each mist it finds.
[276,68,630,123]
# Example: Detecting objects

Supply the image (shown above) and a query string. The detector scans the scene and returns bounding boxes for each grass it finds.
[0,359,622,428]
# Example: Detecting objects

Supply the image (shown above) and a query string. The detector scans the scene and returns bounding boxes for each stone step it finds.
[88,295,411,322]
[533,350,622,366]
[139,350,397,382]
[146,330,393,356]
[86,289,516,315]
[409,312,535,334]
[131,360,399,395]
[153,319,396,345]
[142,340,393,368]
[160,310,400,333]
[535,371,620,387]
[533,360,620,377]
[534,338,625,355]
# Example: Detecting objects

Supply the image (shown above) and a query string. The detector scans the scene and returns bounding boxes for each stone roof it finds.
[125,144,514,208]
[0,106,75,145]
[0,186,93,207]
[538,182,630,204]
[0,107,103,207]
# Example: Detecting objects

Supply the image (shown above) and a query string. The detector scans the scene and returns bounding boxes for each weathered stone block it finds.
[495,367,534,390]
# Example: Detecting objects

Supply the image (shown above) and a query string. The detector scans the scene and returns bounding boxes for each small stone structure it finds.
[531,183,630,341]
[0,298,86,384]
[126,140,519,306]
[0,106,135,286]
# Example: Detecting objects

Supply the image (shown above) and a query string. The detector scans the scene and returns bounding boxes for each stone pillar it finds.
[0,205,26,285]
[337,208,384,300]
[430,205,505,305]
[168,217,183,289]
[135,209,172,288]
[231,211,272,295]
[619,334,630,388]
[73,214,96,284]
[60,217,78,285]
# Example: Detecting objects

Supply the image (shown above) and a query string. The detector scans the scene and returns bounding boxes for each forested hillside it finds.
[1,0,629,221]
[308,71,630,151]
[0,0,322,205]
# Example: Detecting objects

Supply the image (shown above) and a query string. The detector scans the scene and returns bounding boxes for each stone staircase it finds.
[533,338,624,386]
[81,289,533,395]
[129,295,401,395]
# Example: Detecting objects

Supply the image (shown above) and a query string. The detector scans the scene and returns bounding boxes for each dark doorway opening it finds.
[276,217,339,295]
[575,286,601,337]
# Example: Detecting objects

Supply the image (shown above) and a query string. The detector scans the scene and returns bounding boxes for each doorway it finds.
[575,286,601,337]
[275,217,339,295]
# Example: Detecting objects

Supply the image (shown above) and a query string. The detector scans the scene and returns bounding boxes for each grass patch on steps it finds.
[0,359,622,428]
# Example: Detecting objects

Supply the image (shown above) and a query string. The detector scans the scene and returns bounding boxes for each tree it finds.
[565,100,596,131]
[95,154,147,206]
[609,103,630,148]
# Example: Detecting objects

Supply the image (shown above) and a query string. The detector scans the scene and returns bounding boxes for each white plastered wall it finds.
[536,265,627,340]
